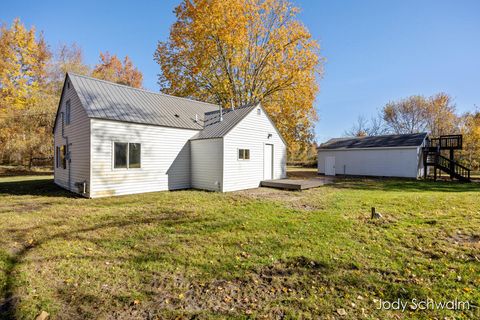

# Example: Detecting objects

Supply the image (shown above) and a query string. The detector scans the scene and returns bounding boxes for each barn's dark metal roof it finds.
[191,104,258,140]
[318,133,428,150]
[67,73,219,130]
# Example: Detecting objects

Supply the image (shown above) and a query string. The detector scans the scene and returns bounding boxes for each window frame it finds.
[65,100,71,125]
[237,148,250,161]
[113,141,142,170]
[128,143,141,169]
[59,145,67,169]
[56,146,59,168]
[113,142,128,170]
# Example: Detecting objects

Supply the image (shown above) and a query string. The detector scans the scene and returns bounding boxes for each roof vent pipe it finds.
[230,98,235,111]
[219,105,223,122]
[195,114,198,123]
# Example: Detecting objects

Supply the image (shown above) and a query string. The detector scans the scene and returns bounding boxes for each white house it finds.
[317,133,428,178]
[53,73,287,197]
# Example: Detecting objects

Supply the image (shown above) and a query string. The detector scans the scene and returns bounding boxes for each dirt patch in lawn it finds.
[232,188,325,211]
[106,256,339,319]
[234,187,302,202]
[447,232,480,247]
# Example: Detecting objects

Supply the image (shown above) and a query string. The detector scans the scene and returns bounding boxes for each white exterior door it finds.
[264,144,273,180]
[325,156,336,176]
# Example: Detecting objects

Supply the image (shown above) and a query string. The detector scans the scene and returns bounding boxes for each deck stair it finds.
[422,135,471,182]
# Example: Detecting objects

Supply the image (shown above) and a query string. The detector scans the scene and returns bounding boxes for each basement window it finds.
[114,142,141,169]
[238,149,250,160]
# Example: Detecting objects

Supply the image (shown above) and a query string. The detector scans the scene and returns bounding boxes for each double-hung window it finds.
[238,149,250,160]
[114,142,141,169]
[56,145,67,169]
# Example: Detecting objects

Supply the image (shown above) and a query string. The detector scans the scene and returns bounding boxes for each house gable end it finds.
[223,103,287,146]
[52,73,90,134]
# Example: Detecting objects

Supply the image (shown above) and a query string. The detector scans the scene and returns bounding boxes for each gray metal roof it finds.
[68,73,219,130]
[191,104,258,140]
[318,133,428,150]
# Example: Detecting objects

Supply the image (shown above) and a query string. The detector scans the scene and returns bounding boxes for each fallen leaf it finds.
[35,311,49,320]
[337,308,347,316]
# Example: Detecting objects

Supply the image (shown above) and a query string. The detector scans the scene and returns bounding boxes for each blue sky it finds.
[2,0,479,142]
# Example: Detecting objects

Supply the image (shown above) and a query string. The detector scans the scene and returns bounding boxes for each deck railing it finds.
[423,151,471,181]
[427,135,462,150]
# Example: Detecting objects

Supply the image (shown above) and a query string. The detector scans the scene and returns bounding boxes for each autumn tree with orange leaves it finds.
[155,0,322,157]
[0,19,53,167]
[0,19,143,166]
[93,52,143,88]
[460,110,480,170]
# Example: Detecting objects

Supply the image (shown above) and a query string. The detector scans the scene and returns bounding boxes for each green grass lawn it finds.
[0,175,479,319]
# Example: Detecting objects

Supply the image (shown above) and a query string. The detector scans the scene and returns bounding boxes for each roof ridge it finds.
[336,132,428,141]
[204,103,255,115]
[362,132,428,138]
[67,72,219,108]
[192,103,259,140]
[319,132,428,149]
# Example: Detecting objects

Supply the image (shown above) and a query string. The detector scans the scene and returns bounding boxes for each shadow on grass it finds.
[331,178,480,193]
[0,178,77,198]
[0,206,221,319]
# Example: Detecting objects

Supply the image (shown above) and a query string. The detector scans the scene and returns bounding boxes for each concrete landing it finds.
[260,177,333,190]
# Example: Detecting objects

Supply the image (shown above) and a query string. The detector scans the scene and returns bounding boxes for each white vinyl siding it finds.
[317,147,421,178]
[191,138,223,191]
[90,119,197,198]
[53,81,90,195]
[222,106,287,192]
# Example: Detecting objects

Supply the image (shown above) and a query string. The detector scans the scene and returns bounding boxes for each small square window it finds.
[238,149,250,160]
[257,108,261,115]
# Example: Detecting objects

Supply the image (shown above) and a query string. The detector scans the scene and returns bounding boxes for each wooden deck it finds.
[260,177,334,190]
